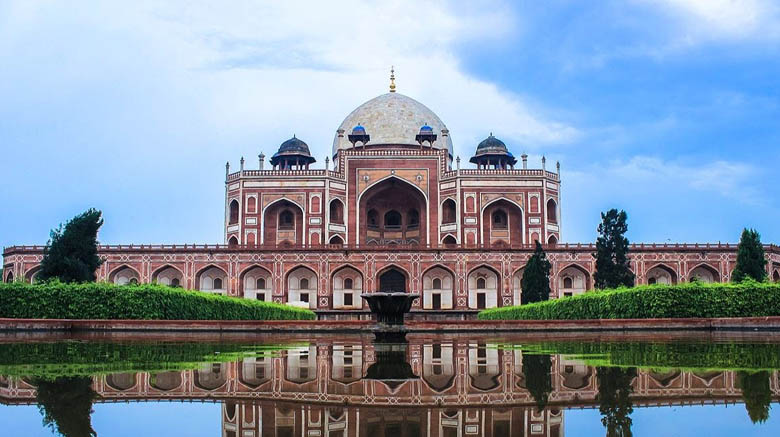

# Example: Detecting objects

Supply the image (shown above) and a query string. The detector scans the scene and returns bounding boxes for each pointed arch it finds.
[229,199,239,225]
[260,197,306,245]
[645,263,678,285]
[511,266,525,306]
[648,370,681,387]
[422,265,455,310]
[240,265,273,300]
[376,264,410,293]
[108,265,141,285]
[330,343,363,384]
[423,342,455,392]
[149,372,182,391]
[105,373,136,391]
[357,175,430,246]
[441,198,457,224]
[329,198,345,225]
[479,197,525,246]
[557,264,591,297]
[195,363,228,390]
[688,263,720,283]
[286,265,317,309]
[285,345,317,384]
[246,196,257,214]
[467,265,500,309]
[469,343,501,391]
[4,270,13,283]
[195,264,228,293]
[441,234,457,245]
[228,236,239,247]
[239,356,273,389]
[332,265,363,309]
[560,360,592,389]
[24,266,41,284]
[329,234,344,245]
[546,198,557,223]
[151,264,184,287]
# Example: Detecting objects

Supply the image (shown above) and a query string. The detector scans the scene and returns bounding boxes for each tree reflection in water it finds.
[32,376,97,437]
[597,367,637,437]
[522,353,552,412]
[738,370,772,424]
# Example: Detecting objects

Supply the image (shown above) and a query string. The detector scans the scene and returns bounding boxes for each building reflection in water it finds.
[2,337,779,436]
[221,401,564,437]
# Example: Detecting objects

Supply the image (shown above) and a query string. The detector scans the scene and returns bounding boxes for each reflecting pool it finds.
[1,332,779,436]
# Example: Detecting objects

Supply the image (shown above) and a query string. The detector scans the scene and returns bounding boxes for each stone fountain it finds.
[361,291,420,385]
[360,291,419,326]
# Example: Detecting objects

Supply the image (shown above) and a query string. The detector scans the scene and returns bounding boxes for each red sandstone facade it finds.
[3,86,780,316]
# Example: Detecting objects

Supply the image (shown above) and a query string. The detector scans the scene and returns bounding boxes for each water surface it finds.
[1,332,779,436]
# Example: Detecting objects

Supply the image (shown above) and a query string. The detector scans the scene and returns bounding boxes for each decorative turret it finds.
[469,133,517,169]
[270,135,316,170]
[348,124,370,146]
[415,124,437,147]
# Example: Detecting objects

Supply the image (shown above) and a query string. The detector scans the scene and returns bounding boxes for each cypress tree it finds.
[594,209,635,290]
[597,366,637,437]
[38,209,104,283]
[521,241,552,304]
[737,370,772,424]
[522,353,553,412]
[732,228,767,282]
[33,376,97,437]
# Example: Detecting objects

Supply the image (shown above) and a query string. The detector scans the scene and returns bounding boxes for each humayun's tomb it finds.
[3,72,779,318]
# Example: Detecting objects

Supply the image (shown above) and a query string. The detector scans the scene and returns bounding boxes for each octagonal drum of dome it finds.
[332,92,453,160]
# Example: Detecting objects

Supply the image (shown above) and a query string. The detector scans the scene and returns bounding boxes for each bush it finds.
[478,280,780,320]
[0,281,315,321]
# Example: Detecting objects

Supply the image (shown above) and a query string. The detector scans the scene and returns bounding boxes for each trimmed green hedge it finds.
[510,341,780,371]
[478,280,780,320]
[0,341,304,379]
[0,281,315,321]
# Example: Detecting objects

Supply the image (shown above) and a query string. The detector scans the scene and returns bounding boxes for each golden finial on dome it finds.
[389,66,396,93]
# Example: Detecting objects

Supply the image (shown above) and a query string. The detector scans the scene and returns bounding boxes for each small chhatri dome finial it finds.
[389,66,396,93]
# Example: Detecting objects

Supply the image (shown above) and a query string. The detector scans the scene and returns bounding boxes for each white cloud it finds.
[0,0,578,165]
[569,155,762,205]
[645,0,780,42]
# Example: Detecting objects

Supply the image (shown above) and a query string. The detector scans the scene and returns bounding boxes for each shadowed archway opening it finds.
[378,268,407,293]
[360,177,426,246]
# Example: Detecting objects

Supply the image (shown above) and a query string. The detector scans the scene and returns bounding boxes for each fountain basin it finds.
[360,292,419,326]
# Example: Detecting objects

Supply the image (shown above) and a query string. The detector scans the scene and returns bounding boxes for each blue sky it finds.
[1,0,778,248]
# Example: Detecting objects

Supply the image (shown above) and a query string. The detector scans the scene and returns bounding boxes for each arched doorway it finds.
[481,199,523,246]
[359,177,427,246]
[263,200,304,246]
[378,267,407,293]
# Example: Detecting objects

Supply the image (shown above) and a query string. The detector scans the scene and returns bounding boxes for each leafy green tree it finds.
[594,209,635,289]
[33,376,97,437]
[521,242,552,304]
[522,353,553,412]
[597,366,637,437]
[732,228,767,282]
[38,209,104,283]
[738,370,772,424]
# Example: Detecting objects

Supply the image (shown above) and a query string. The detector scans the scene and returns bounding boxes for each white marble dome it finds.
[332,92,453,159]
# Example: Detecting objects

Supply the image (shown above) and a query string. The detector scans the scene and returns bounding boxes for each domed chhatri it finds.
[270,135,316,170]
[332,92,454,160]
[415,123,437,146]
[470,133,517,169]
[347,124,370,146]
